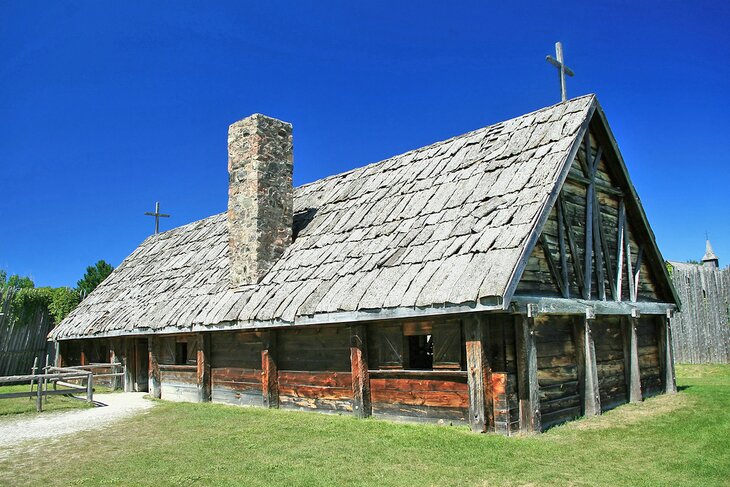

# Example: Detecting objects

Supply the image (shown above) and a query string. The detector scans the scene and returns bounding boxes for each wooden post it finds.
[53,341,61,368]
[86,371,93,403]
[515,314,540,432]
[573,313,601,416]
[35,375,43,412]
[350,324,371,419]
[148,336,161,399]
[109,341,121,390]
[80,344,88,366]
[123,338,134,393]
[464,316,488,433]
[196,332,211,402]
[261,330,279,408]
[491,372,510,435]
[659,315,677,394]
[622,317,642,403]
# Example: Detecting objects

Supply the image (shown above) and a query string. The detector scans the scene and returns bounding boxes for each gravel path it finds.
[0,392,154,452]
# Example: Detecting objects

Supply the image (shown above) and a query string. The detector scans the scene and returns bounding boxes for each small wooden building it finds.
[50,95,679,433]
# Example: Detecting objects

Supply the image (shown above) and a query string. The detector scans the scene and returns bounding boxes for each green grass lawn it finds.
[0,384,94,416]
[1,365,728,487]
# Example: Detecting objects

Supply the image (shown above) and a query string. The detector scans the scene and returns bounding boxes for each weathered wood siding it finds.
[636,317,662,397]
[670,265,730,364]
[485,316,520,431]
[277,326,352,413]
[533,316,581,428]
[516,128,663,302]
[160,366,198,401]
[592,317,627,411]
[370,371,468,424]
[210,332,262,407]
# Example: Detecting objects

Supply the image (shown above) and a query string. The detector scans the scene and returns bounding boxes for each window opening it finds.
[407,334,433,370]
[175,342,188,365]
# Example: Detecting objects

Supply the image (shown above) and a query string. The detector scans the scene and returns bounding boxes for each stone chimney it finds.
[228,114,293,287]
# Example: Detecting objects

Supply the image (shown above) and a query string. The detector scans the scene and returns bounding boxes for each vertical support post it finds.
[261,330,279,408]
[350,324,372,419]
[80,344,88,366]
[124,339,134,393]
[196,333,211,403]
[148,336,161,399]
[109,341,121,391]
[573,312,601,416]
[36,375,43,412]
[86,371,93,403]
[53,341,61,368]
[515,313,540,432]
[464,315,488,433]
[622,316,642,403]
[659,315,677,394]
[490,372,510,435]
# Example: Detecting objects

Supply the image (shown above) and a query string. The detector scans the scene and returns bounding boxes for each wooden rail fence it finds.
[0,361,125,412]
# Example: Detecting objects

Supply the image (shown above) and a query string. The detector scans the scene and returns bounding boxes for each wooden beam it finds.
[592,190,606,301]
[123,338,134,393]
[624,224,635,302]
[573,316,600,416]
[261,330,279,408]
[566,172,623,196]
[350,324,372,419]
[464,316,488,433]
[633,246,644,302]
[622,317,642,403]
[557,196,570,298]
[584,181,594,300]
[659,316,677,394]
[515,315,540,432]
[594,193,616,299]
[490,372,510,435]
[615,200,626,301]
[196,332,211,403]
[540,234,566,298]
[510,295,677,316]
[109,340,121,391]
[148,336,161,399]
[559,198,585,296]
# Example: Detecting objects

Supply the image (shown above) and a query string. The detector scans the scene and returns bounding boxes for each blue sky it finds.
[1,1,728,287]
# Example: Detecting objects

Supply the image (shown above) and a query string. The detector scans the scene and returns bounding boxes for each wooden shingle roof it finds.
[51,94,596,339]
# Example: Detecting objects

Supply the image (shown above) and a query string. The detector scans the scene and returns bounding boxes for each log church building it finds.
[50,94,679,433]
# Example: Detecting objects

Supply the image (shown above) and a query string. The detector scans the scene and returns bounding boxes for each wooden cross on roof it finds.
[144,201,170,234]
[546,41,575,102]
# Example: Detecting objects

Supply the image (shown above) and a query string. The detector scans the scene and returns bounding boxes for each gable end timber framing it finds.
[506,100,679,309]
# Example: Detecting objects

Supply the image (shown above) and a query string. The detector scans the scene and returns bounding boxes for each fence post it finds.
[86,371,93,403]
[29,356,38,399]
[36,375,43,412]
[44,354,50,405]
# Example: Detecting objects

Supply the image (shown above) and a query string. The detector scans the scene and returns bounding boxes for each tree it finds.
[76,260,114,297]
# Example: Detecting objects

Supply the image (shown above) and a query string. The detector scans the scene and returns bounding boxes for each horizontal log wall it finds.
[636,316,662,397]
[370,371,468,424]
[210,332,262,407]
[592,317,627,411]
[159,365,198,402]
[534,316,581,429]
[670,265,730,364]
[278,326,352,413]
[278,371,353,413]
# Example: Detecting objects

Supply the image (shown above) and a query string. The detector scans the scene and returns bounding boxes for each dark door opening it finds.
[135,338,149,392]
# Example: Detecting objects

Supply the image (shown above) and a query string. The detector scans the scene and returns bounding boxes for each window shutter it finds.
[374,324,403,369]
[432,321,462,369]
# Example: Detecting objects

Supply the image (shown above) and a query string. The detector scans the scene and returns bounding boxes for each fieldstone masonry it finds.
[227,114,293,287]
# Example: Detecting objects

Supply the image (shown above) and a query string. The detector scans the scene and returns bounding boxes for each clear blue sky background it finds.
[1,1,728,288]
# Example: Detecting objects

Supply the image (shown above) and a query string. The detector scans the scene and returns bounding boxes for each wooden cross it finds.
[546,41,574,102]
[144,201,170,234]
